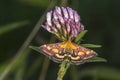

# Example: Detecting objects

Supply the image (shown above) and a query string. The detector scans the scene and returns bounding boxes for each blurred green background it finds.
[0,0,120,80]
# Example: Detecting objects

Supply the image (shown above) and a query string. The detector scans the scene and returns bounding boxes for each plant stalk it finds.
[57,62,70,80]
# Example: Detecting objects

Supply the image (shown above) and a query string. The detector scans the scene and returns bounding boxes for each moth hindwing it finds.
[39,41,97,65]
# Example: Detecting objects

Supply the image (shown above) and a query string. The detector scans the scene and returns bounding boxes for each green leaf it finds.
[85,56,107,63]
[0,20,29,36]
[81,44,102,48]
[75,30,88,43]
[29,46,41,53]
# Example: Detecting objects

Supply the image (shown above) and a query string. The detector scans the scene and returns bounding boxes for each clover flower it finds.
[42,6,84,41]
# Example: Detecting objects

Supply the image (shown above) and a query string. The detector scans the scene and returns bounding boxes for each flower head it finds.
[42,6,84,41]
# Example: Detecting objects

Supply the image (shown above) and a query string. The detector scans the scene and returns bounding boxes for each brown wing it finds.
[39,42,97,65]
[69,43,97,65]
[39,42,66,63]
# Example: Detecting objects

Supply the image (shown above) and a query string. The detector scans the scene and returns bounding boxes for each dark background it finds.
[0,0,120,80]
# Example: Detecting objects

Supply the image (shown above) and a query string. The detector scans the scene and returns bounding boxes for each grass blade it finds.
[85,56,107,63]
[81,44,102,48]
[29,46,41,53]
[0,20,29,35]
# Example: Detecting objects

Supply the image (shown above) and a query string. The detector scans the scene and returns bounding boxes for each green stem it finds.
[57,62,70,80]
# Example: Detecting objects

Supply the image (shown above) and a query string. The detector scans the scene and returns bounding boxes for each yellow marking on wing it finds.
[78,52,84,56]
[52,48,59,53]
[90,50,94,53]
[66,39,78,49]
[68,55,80,60]
[46,46,51,50]
[55,54,64,58]
[86,51,90,55]
[70,43,78,50]
[59,43,66,48]
[59,39,78,49]
[43,45,46,47]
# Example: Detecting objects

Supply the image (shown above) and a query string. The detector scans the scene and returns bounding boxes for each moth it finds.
[39,39,97,65]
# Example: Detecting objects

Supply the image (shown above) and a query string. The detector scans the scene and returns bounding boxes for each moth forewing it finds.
[39,42,65,62]
[39,41,97,65]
